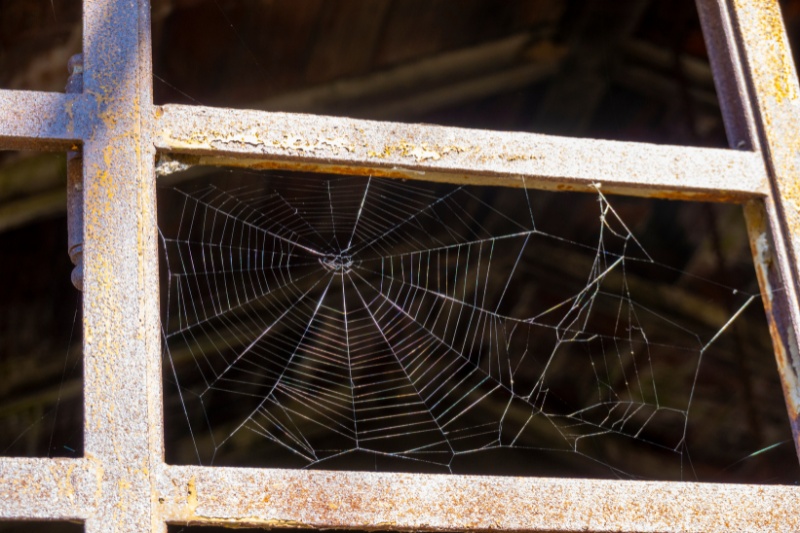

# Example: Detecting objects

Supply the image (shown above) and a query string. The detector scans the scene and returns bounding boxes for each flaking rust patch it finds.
[409,144,441,161]
[215,133,263,147]
[755,231,772,270]
[271,135,355,154]
[318,137,355,153]
[370,140,467,161]
[503,153,541,162]
[274,135,313,152]
[199,132,358,154]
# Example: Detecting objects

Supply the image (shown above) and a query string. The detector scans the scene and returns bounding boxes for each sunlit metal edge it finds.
[154,103,769,202]
[157,464,800,533]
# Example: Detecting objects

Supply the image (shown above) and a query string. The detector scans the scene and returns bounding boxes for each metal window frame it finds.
[1,0,799,531]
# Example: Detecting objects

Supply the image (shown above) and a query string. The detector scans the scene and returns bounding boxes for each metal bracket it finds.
[66,53,83,291]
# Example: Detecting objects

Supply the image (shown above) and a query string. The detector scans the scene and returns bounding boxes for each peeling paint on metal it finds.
[154,104,770,202]
[744,201,800,455]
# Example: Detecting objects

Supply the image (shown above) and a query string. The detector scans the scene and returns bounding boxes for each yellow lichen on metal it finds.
[155,103,770,203]
[367,140,468,161]
[739,0,798,104]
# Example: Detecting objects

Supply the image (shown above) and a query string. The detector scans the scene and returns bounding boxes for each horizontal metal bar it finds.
[157,464,800,532]
[155,104,768,202]
[0,90,84,151]
[0,457,94,521]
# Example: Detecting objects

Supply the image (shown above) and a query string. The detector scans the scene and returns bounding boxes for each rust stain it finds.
[157,150,757,205]
[117,477,132,512]
[268,133,356,154]
[763,2,797,104]
[187,476,198,511]
[744,202,800,457]
[736,0,798,105]
[368,140,468,161]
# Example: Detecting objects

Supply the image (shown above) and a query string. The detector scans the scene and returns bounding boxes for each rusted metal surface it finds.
[155,103,768,202]
[0,89,83,151]
[0,458,94,521]
[66,54,84,291]
[158,464,800,532]
[744,200,800,448]
[695,0,759,150]
[80,0,162,533]
[697,0,800,459]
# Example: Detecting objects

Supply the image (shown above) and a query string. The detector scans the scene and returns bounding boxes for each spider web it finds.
[159,171,755,477]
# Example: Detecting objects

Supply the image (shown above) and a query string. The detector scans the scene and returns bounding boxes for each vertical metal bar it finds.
[695,0,759,149]
[136,3,166,531]
[698,0,800,459]
[80,1,160,532]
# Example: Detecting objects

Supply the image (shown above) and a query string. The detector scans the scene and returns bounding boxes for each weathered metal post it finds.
[81,0,161,531]
[697,0,800,460]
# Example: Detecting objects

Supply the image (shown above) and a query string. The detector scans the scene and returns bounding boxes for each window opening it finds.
[158,167,796,483]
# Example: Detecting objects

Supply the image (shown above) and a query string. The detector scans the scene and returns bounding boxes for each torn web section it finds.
[157,165,791,481]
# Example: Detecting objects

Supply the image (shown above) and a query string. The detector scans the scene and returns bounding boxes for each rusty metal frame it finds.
[1,0,800,531]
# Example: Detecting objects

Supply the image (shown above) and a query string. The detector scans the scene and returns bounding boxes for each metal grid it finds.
[0,0,799,531]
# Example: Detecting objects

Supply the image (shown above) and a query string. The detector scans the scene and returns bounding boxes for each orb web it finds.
[159,172,756,477]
